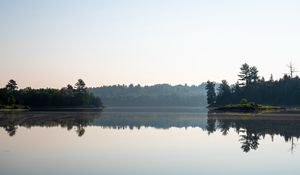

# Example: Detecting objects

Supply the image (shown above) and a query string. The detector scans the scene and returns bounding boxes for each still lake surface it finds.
[0,107,300,175]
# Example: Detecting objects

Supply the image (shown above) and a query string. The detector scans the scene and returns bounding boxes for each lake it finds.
[0,107,299,175]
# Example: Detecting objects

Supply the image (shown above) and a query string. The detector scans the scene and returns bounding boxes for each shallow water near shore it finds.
[0,107,300,175]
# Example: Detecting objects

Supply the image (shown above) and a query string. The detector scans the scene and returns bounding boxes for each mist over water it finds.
[0,108,299,175]
[1,1,300,175]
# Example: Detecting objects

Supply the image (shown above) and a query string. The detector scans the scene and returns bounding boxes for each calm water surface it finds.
[0,107,299,175]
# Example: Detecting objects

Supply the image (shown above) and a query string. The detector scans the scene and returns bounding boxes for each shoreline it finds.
[0,106,104,112]
[208,104,287,113]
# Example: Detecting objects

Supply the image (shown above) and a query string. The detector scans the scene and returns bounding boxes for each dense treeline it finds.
[0,79,103,109]
[89,84,207,106]
[206,63,300,106]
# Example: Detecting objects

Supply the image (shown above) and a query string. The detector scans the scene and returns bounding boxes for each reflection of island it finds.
[207,113,300,153]
[1,111,300,153]
[0,112,101,137]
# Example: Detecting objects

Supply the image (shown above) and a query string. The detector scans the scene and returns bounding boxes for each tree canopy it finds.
[209,63,300,106]
[0,79,103,109]
[205,81,216,107]
[89,83,207,107]
[5,79,18,91]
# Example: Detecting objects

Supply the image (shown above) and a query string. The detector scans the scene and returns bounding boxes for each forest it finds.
[0,79,103,110]
[89,84,207,106]
[206,63,300,107]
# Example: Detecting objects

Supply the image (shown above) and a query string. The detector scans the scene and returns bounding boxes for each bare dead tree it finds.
[289,137,297,154]
[287,62,297,78]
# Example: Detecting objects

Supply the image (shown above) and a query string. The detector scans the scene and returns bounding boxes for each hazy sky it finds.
[1,0,300,88]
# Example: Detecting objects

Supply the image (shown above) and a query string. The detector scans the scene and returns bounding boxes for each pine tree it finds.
[6,79,18,91]
[205,81,216,106]
[238,63,251,86]
[249,66,259,83]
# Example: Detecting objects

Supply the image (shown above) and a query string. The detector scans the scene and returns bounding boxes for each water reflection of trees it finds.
[239,132,260,152]
[4,124,18,137]
[0,112,208,136]
[0,112,101,137]
[1,112,300,153]
[207,113,300,153]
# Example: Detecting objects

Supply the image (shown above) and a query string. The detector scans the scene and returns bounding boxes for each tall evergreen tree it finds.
[238,63,251,86]
[213,63,300,106]
[5,79,18,91]
[218,80,231,96]
[75,79,86,92]
[205,81,216,106]
[249,66,259,83]
[216,80,231,105]
[269,74,274,82]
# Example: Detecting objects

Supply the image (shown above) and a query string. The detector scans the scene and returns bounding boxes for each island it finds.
[209,99,285,113]
[206,63,300,113]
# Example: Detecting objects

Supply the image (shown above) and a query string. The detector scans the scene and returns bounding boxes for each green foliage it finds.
[205,81,216,106]
[240,98,248,105]
[0,79,103,108]
[5,79,18,91]
[224,103,256,108]
[0,104,27,110]
[238,63,251,85]
[238,63,259,86]
[216,80,231,105]
[250,66,259,83]
[215,63,300,106]
[75,79,86,92]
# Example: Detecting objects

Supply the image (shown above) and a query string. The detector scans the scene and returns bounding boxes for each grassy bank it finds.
[0,104,29,112]
[211,102,284,113]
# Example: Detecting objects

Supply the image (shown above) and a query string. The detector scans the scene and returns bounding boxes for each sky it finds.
[0,0,300,88]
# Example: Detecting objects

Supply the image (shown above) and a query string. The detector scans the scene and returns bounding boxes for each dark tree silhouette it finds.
[249,66,259,83]
[205,81,216,106]
[216,80,231,105]
[6,79,18,91]
[269,74,274,82]
[239,132,260,153]
[213,63,300,106]
[287,62,297,78]
[76,125,85,137]
[67,84,73,90]
[0,79,103,109]
[75,79,86,92]
[206,117,216,135]
[238,63,251,86]
[5,124,18,137]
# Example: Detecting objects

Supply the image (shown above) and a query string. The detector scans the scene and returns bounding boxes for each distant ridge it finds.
[89,83,208,107]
